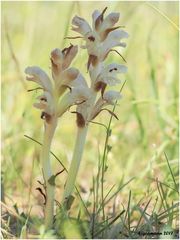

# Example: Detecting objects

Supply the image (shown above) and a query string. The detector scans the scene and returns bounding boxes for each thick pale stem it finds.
[41,117,57,230]
[62,62,102,202]
[62,126,88,200]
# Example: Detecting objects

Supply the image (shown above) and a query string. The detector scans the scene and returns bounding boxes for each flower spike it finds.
[71,7,128,63]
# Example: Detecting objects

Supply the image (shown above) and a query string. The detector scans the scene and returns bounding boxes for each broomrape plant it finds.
[25,45,91,229]
[62,8,128,202]
[25,7,128,231]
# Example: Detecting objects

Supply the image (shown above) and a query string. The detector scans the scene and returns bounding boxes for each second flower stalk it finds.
[62,7,128,203]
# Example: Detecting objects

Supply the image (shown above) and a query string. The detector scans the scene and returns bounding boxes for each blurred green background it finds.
[2,1,179,219]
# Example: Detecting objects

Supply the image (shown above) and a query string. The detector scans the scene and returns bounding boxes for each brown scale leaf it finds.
[95,7,108,31]
[71,111,85,128]
[41,112,52,124]
[36,187,46,205]
[94,81,107,93]
[101,26,121,41]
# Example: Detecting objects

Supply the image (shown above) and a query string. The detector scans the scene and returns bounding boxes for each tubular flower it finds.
[71,7,129,65]
[57,86,93,118]
[89,90,121,121]
[25,45,91,124]
[94,63,127,91]
[73,61,127,126]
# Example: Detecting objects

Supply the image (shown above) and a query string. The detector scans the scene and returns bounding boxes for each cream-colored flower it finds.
[25,66,53,92]
[51,45,78,78]
[69,73,88,88]
[34,91,55,122]
[103,90,121,104]
[71,8,128,65]
[100,30,129,59]
[72,16,92,36]
[57,86,92,117]
[94,63,127,90]
[25,46,89,123]
[89,90,121,120]
[51,46,80,94]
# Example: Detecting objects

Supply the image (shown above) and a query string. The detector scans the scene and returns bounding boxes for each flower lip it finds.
[72,16,92,36]
[103,90,122,104]
[94,63,127,87]
[25,66,52,92]
[34,91,55,121]
[106,63,127,73]
[71,86,92,102]
[108,12,120,23]
[88,89,121,121]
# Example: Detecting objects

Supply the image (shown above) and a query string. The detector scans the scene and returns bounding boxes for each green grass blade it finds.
[93,210,125,238]
[135,198,152,232]
[164,152,178,192]
[146,2,179,31]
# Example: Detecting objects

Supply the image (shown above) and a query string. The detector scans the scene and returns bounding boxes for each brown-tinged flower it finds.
[25,45,90,123]
[71,8,128,64]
